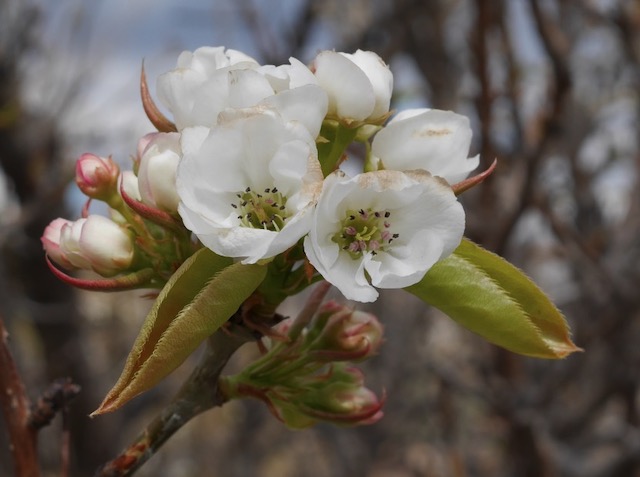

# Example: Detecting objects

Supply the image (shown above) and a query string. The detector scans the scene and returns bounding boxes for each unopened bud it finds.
[310,301,383,361]
[137,132,181,213]
[75,153,120,201]
[296,366,384,426]
[59,215,135,277]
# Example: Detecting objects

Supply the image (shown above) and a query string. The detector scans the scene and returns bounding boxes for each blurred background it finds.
[1,0,640,476]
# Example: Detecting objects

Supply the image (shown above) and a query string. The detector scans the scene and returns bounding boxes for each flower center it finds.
[332,208,399,258]
[232,186,289,231]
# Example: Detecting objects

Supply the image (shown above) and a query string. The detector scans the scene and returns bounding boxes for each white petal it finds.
[313,51,375,121]
[304,236,379,303]
[372,109,478,183]
[344,50,392,119]
[260,84,328,138]
[226,69,277,109]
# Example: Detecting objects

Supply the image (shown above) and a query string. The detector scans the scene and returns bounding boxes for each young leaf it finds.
[93,249,266,414]
[407,239,580,359]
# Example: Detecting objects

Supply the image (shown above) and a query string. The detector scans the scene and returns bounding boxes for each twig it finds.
[28,377,81,430]
[93,320,256,477]
[0,316,40,477]
[492,0,571,253]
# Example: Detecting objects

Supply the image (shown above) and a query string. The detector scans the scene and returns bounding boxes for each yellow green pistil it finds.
[232,186,288,231]
[333,208,399,259]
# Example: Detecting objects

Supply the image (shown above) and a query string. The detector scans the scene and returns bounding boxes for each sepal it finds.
[140,62,177,133]
[45,256,155,291]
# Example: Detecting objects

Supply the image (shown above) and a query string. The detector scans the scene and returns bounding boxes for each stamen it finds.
[332,207,396,258]
[232,185,289,232]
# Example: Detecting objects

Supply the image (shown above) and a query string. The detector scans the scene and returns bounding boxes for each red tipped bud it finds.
[310,301,383,361]
[267,365,384,428]
[75,153,120,201]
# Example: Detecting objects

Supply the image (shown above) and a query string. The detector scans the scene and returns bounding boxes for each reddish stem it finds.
[0,317,40,477]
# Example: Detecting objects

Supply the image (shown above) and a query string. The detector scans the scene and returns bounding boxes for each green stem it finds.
[317,124,359,177]
[93,321,255,477]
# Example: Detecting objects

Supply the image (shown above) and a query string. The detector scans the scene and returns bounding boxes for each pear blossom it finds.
[177,108,324,264]
[137,132,181,213]
[304,170,464,302]
[157,46,328,137]
[370,109,480,184]
[56,215,135,276]
[312,49,393,123]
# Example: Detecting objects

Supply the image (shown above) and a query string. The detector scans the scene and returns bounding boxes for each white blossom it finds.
[312,50,393,123]
[370,109,479,184]
[177,108,324,264]
[304,170,464,302]
[157,47,327,137]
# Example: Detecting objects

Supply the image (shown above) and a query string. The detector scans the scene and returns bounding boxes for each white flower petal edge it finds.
[177,108,323,264]
[312,50,392,122]
[304,170,464,303]
[138,132,181,212]
[371,109,480,184]
[157,47,327,138]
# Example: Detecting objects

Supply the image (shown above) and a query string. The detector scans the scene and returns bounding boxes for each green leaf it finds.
[93,248,266,414]
[407,239,580,359]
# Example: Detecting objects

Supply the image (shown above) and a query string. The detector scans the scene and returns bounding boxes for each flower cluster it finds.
[164,46,478,302]
[42,45,481,301]
[221,301,385,428]
[38,44,581,435]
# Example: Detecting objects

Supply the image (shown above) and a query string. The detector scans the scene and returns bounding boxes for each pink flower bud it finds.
[137,132,181,213]
[41,218,76,270]
[311,301,383,361]
[75,153,120,201]
[59,215,135,277]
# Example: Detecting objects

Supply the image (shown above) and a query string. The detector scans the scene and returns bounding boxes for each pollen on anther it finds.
[272,187,278,193]
[231,204,238,208]
[264,188,270,193]
[245,187,251,192]
[384,211,390,218]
